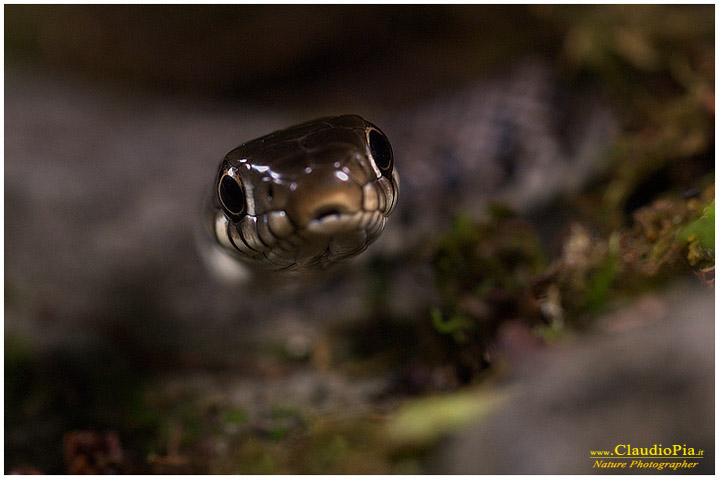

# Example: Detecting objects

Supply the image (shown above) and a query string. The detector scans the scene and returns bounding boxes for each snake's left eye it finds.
[218,173,246,220]
[367,125,393,177]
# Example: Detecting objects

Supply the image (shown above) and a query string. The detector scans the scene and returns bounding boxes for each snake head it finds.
[209,115,398,274]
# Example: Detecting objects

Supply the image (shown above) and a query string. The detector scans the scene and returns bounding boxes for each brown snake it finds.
[202,59,616,282]
[204,115,399,278]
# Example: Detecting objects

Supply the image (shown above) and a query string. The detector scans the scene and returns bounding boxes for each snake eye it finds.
[367,126,393,177]
[218,173,246,220]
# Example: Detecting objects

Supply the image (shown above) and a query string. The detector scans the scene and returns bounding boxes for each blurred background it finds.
[5,5,714,474]
[6,5,569,107]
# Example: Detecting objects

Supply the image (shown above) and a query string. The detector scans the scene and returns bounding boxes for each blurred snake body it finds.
[205,115,399,278]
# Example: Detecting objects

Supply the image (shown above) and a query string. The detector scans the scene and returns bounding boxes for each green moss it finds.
[430,308,474,344]
[536,6,714,231]
[581,233,621,312]
[680,200,714,267]
[427,190,713,379]
[424,210,552,380]
[222,408,248,425]
[433,212,547,300]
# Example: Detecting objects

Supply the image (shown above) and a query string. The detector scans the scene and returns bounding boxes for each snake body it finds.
[207,115,399,275]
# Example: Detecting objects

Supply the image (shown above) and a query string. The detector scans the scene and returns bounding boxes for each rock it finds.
[431,281,714,474]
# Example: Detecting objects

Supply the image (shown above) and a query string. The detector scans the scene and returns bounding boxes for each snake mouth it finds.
[305,209,376,235]
[311,205,346,221]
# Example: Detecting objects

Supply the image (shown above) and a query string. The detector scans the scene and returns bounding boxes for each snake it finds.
[202,59,617,283]
[204,114,399,278]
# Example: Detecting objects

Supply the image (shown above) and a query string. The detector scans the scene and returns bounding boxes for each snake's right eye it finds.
[218,174,246,219]
[367,125,393,177]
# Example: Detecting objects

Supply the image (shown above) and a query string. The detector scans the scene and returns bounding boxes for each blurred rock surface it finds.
[431,280,714,474]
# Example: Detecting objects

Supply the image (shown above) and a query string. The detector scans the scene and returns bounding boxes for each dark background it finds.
[6,5,563,106]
